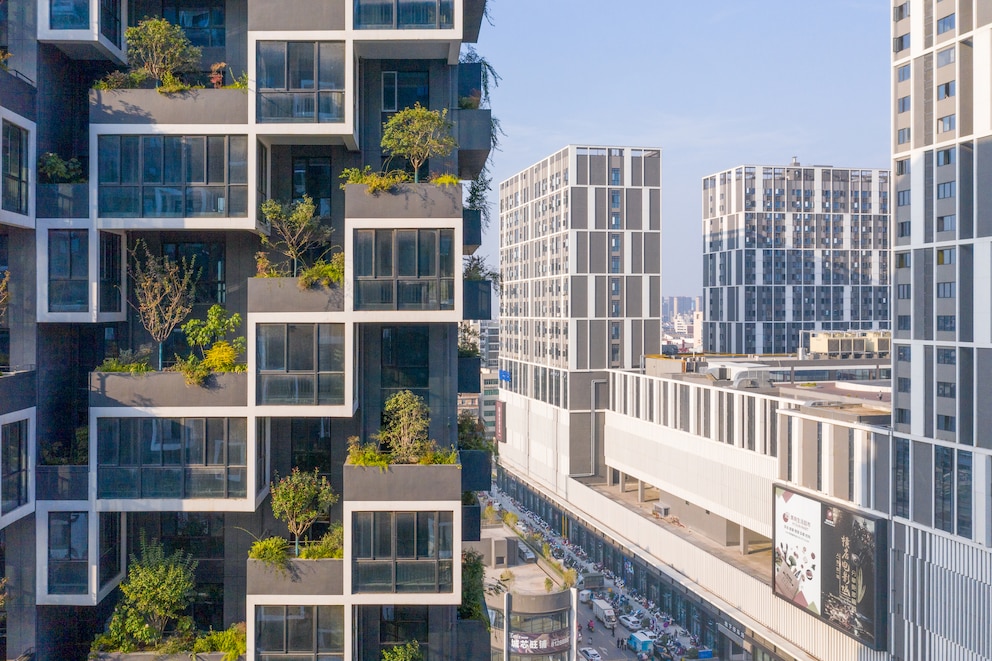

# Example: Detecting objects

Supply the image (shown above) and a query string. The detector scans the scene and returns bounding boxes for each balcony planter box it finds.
[93,654,241,661]
[463,279,492,320]
[90,89,249,125]
[454,108,492,180]
[462,208,482,255]
[344,183,462,220]
[248,277,343,314]
[89,371,247,408]
[344,463,461,502]
[458,450,491,492]
[246,558,344,596]
[462,503,481,542]
[36,466,88,500]
[37,183,89,218]
[458,355,481,393]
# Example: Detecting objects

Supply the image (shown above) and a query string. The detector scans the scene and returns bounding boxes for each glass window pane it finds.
[287,324,314,371]
[228,136,248,184]
[119,418,139,465]
[395,512,415,558]
[318,42,344,90]
[68,230,87,278]
[228,418,247,465]
[185,137,205,183]
[416,511,435,558]
[185,418,205,465]
[229,185,248,215]
[120,136,140,184]
[207,136,226,184]
[317,324,345,372]
[317,374,344,405]
[418,229,436,276]
[286,605,314,652]
[142,136,163,184]
[257,325,286,371]
[97,418,119,465]
[355,230,373,277]
[256,606,285,652]
[439,229,454,277]
[353,512,372,558]
[163,137,183,183]
[205,418,225,465]
[258,42,286,89]
[438,510,453,558]
[98,136,120,184]
[159,418,183,465]
[396,230,417,276]
[396,561,436,592]
[288,42,315,90]
[48,230,70,278]
[374,511,392,558]
[375,230,393,277]
[316,606,344,652]
[354,561,392,592]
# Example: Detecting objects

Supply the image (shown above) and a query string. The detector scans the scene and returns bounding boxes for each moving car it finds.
[579,648,601,661]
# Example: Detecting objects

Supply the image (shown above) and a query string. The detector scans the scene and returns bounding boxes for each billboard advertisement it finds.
[508,629,571,655]
[772,486,887,650]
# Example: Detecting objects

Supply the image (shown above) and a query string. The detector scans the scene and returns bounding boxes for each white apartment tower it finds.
[702,162,891,355]
[890,2,992,660]
[498,145,661,486]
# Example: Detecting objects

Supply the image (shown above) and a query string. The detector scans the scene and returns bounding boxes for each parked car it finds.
[619,614,642,630]
[579,648,602,661]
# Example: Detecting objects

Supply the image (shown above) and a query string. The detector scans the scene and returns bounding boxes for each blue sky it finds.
[474,0,891,297]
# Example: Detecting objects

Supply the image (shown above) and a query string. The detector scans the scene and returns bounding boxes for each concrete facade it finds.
[889,2,992,660]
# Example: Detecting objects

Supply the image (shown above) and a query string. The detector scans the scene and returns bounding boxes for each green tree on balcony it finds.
[271,467,338,556]
[125,17,202,88]
[128,240,199,370]
[381,103,457,183]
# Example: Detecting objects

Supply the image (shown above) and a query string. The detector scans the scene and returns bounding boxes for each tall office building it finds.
[702,162,891,355]
[498,145,662,486]
[890,4,992,659]
[0,1,494,659]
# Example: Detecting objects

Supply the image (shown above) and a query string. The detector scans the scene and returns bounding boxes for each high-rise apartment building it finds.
[477,319,499,369]
[498,145,661,484]
[890,3,992,659]
[702,162,891,355]
[0,1,495,659]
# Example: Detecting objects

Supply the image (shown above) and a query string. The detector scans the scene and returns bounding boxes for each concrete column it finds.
[637,480,645,502]
[618,471,626,492]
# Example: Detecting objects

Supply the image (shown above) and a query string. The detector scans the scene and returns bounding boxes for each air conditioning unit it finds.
[654,502,671,517]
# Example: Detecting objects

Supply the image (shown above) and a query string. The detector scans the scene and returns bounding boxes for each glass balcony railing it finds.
[256,91,344,123]
[354,278,455,311]
[354,0,453,29]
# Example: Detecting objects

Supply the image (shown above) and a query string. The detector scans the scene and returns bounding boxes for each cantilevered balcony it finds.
[38,0,126,62]
[345,183,465,320]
